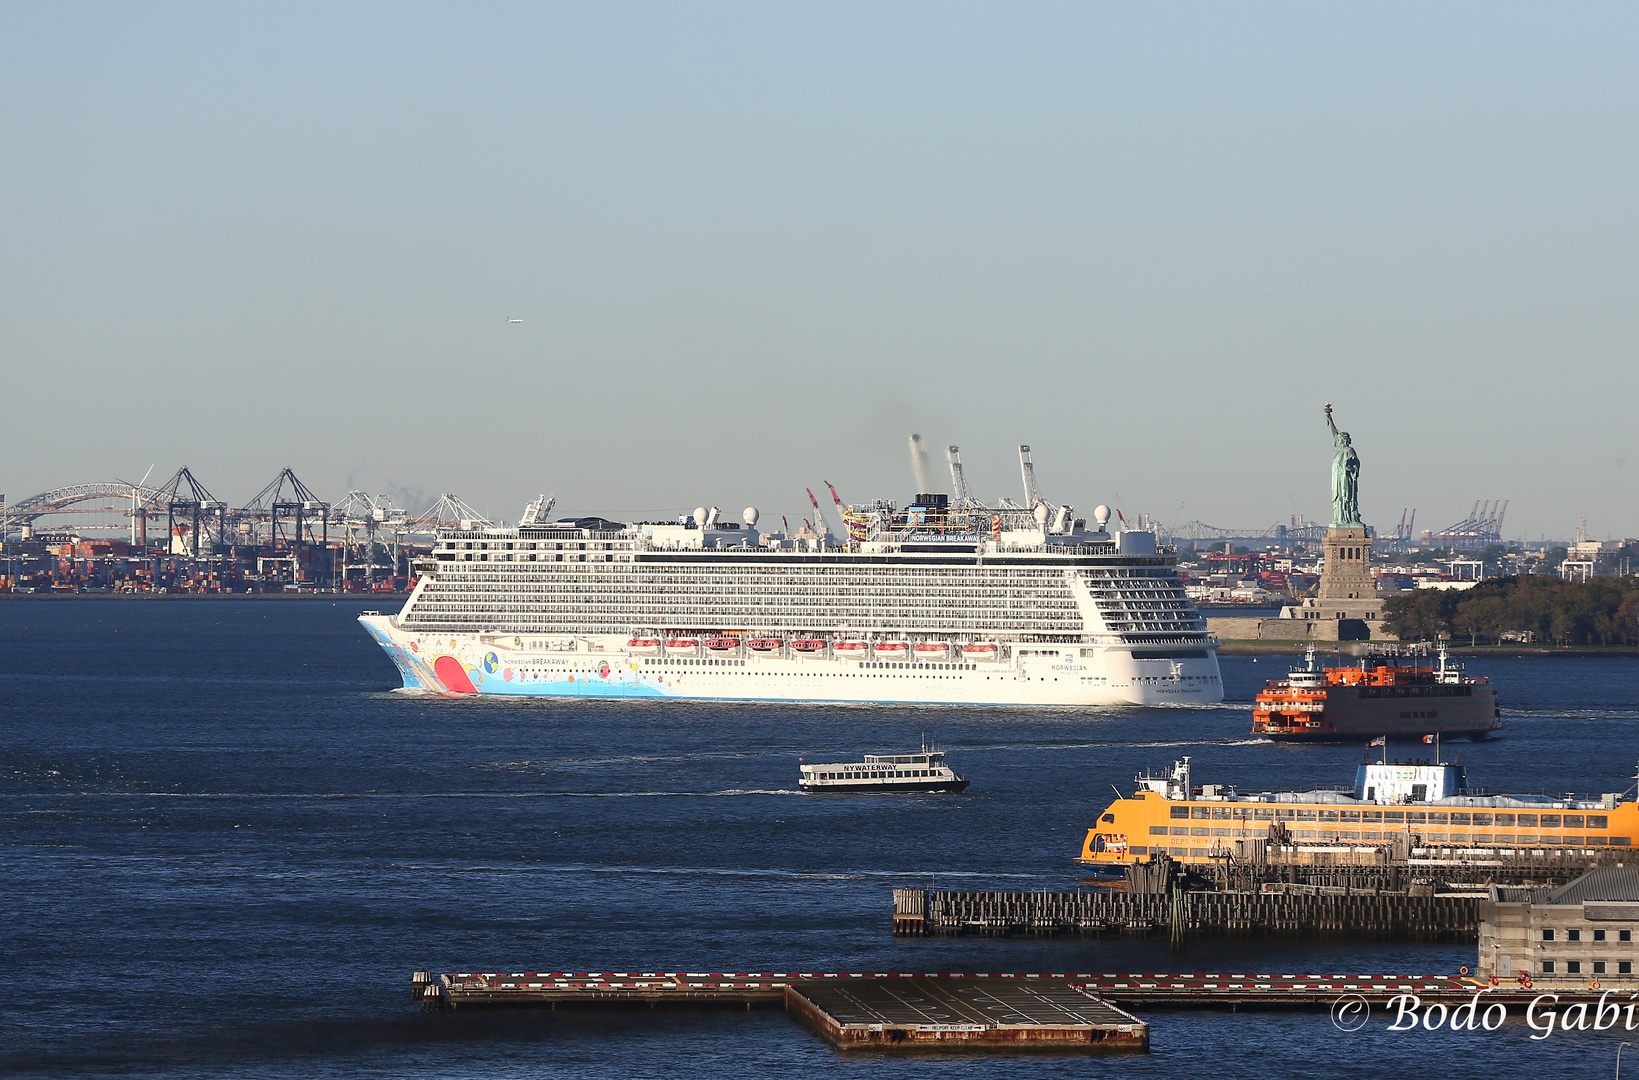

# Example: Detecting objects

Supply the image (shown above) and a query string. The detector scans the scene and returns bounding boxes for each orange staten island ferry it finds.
[1079,756,1639,869]
[1250,644,1501,742]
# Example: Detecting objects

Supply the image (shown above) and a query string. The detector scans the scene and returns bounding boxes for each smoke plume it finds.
[908,433,935,493]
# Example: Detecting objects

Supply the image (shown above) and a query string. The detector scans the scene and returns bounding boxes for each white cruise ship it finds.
[360,446,1222,707]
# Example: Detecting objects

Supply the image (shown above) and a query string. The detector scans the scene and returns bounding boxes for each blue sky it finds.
[4,3,1636,539]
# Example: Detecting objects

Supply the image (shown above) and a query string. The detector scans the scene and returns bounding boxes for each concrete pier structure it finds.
[1479,868,1639,988]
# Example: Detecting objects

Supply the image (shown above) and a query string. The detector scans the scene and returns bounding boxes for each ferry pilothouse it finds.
[360,445,1223,707]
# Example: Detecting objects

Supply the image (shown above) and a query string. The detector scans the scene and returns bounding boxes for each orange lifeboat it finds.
[790,638,826,653]
[962,643,1000,662]
[665,639,700,656]
[747,638,783,652]
[626,638,661,654]
[872,641,910,659]
[913,642,951,661]
[833,641,869,659]
[704,637,740,653]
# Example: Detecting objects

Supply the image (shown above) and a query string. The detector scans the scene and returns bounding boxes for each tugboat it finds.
[799,744,969,794]
[1251,644,1501,742]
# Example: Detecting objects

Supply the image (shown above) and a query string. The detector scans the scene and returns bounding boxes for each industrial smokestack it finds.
[908,434,935,494]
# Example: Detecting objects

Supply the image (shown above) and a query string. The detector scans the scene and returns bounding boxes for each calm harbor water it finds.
[3,599,1638,1077]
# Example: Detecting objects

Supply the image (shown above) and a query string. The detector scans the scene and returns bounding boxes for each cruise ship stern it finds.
[1105,647,1224,706]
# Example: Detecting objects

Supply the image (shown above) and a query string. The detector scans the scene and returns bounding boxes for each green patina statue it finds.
[1325,402,1362,528]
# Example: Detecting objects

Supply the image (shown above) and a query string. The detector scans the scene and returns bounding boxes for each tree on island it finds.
[1383,575,1639,647]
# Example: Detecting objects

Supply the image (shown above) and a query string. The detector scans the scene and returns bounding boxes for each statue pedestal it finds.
[1319,527,1374,601]
[1279,527,1385,637]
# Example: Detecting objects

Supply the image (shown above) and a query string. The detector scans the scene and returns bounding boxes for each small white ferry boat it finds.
[798,747,969,794]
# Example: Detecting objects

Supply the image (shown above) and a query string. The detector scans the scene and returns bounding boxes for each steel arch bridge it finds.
[1166,519,1331,544]
[7,483,169,525]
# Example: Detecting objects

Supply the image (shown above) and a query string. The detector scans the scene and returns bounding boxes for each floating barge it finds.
[785,975,1145,1051]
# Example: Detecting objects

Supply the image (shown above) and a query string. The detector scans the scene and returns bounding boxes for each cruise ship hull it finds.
[360,616,1222,707]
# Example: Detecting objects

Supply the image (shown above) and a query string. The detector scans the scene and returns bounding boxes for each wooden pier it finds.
[414,968,1619,1017]
[418,971,1147,1051]
[893,887,1480,940]
[427,971,788,1007]
[1140,844,1629,895]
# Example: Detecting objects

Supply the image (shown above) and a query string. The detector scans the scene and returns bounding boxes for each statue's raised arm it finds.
[1325,401,1339,441]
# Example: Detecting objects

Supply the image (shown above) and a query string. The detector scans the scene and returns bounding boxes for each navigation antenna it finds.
[947,446,976,507]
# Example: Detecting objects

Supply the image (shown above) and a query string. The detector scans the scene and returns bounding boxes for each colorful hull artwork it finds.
[360,613,1223,706]
[361,620,675,698]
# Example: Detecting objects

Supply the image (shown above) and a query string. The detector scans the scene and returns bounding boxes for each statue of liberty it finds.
[1324,403,1362,528]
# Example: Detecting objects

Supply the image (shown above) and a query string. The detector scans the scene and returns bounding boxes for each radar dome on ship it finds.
[1034,504,1050,526]
[693,506,708,526]
[1094,505,1111,528]
[743,507,759,527]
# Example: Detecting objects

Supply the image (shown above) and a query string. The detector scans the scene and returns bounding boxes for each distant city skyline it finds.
[1,449,1619,547]
[4,4,1637,540]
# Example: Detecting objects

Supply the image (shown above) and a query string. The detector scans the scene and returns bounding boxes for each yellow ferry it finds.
[1079,757,1638,869]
